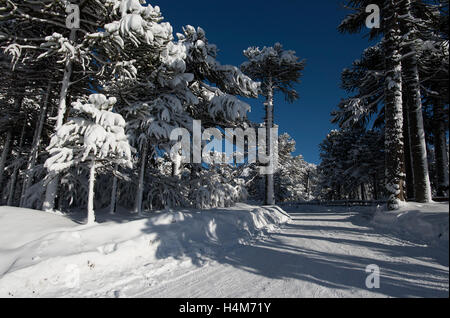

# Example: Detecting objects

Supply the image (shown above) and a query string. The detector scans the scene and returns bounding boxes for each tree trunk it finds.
[56,29,76,129]
[383,0,406,210]
[372,174,379,200]
[43,29,77,211]
[400,0,432,203]
[306,172,310,197]
[0,131,12,190]
[7,123,26,206]
[360,183,366,201]
[134,142,148,215]
[433,99,449,197]
[6,167,18,206]
[110,164,118,214]
[87,159,97,225]
[402,93,415,200]
[171,149,181,178]
[0,93,24,189]
[265,82,275,205]
[7,120,26,205]
[20,83,52,207]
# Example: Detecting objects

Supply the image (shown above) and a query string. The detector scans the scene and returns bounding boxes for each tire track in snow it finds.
[131,209,449,298]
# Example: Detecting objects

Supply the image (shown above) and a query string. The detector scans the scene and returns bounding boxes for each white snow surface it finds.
[0,204,289,297]
[371,202,449,246]
[0,202,448,298]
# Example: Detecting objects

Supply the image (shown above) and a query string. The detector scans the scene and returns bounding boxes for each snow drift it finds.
[0,204,290,297]
[371,202,449,246]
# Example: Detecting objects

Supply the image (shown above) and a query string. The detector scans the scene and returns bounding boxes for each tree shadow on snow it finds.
[215,237,449,297]
[138,208,448,297]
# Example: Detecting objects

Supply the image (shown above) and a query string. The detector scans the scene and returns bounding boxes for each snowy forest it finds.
[0,0,447,221]
[0,0,448,299]
[325,0,449,207]
[0,0,315,221]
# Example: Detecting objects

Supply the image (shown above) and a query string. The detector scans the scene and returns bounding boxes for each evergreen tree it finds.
[45,94,132,224]
[318,128,384,201]
[274,133,314,202]
[241,43,305,205]
[338,0,447,208]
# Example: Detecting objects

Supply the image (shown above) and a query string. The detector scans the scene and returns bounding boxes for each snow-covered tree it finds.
[375,0,405,209]
[419,28,449,197]
[0,72,25,193]
[188,152,248,209]
[0,0,161,210]
[105,6,196,215]
[1,0,261,213]
[274,133,313,202]
[332,45,385,129]
[178,25,259,127]
[245,133,317,203]
[337,0,448,208]
[44,94,132,224]
[113,22,260,213]
[241,43,305,205]
[398,0,435,203]
[337,0,448,205]
[318,128,385,201]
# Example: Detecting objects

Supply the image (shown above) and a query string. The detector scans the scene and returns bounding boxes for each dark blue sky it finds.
[151,0,372,164]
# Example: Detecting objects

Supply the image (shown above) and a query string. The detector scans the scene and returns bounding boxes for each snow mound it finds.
[0,204,289,297]
[371,202,449,246]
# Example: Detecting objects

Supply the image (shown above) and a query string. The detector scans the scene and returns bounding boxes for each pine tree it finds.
[104,3,195,215]
[332,45,385,129]
[1,0,151,210]
[399,0,433,202]
[338,0,448,205]
[418,2,449,196]
[338,0,440,208]
[241,43,305,205]
[382,0,407,209]
[318,128,384,201]
[274,133,312,202]
[45,94,132,224]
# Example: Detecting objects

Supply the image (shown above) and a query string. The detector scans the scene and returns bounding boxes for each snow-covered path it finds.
[133,208,449,298]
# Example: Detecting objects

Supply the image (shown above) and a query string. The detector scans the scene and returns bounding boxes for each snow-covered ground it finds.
[371,202,449,246]
[0,202,448,298]
[0,204,289,297]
